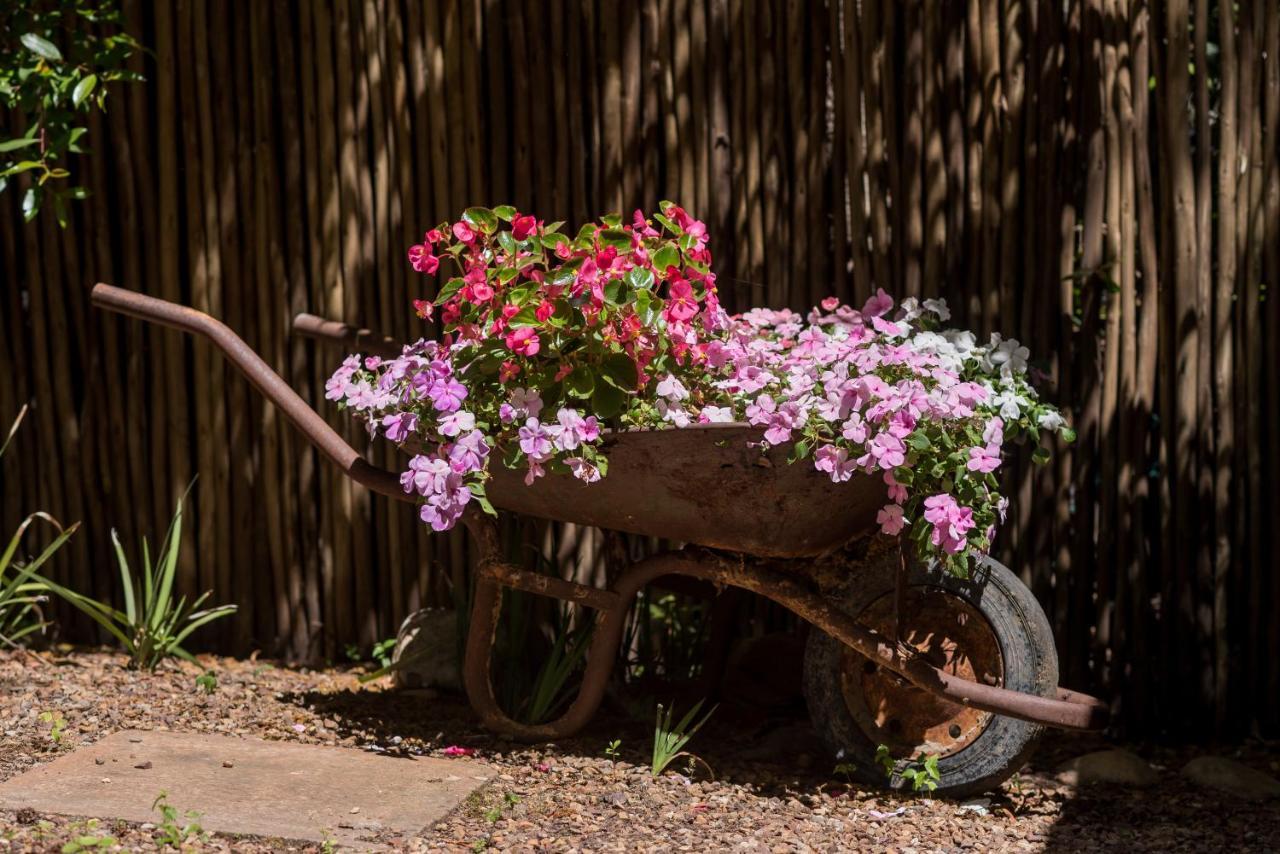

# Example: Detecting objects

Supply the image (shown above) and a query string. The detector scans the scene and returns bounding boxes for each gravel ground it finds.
[2,649,1278,852]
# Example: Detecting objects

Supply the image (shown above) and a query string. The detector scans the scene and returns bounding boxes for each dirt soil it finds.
[2,649,1277,852]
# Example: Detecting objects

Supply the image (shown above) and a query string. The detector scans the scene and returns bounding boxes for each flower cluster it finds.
[327,205,1071,573]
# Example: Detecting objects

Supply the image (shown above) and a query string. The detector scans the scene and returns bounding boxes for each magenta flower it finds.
[407,241,440,274]
[381,411,419,443]
[862,288,894,318]
[550,408,599,451]
[868,432,905,469]
[505,327,541,356]
[447,430,490,473]
[512,213,537,241]
[427,376,467,412]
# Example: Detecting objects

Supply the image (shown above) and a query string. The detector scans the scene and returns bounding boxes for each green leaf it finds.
[436,277,464,302]
[1059,426,1077,444]
[626,267,655,292]
[591,381,626,419]
[892,465,915,485]
[72,74,98,107]
[506,305,540,328]
[462,206,498,234]
[497,230,516,254]
[906,431,932,451]
[600,213,622,228]
[492,204,516,221]
[0,138,39,153]
[21,33,63,62]
[1031,446,1051,465]
[599,228,632,249]
[602,279,625,305]
[566,365,595,398]
[653,212,679,233]
[652,245,680,272]
[598,352,638,389]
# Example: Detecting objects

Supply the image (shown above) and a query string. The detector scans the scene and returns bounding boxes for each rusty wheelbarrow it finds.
[91,283,1107,796]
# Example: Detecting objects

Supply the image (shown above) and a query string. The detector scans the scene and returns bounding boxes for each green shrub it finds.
[0,406,77,647]
[40,487,235,670]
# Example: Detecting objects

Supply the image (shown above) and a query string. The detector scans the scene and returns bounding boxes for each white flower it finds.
[656,374,689,402]
[1038,410,1067,432]
[993,388,1023,420]
[700,405,735,423]
[986,333,1030,377]
[923,298,951,321]
[657,399,691,427]
[899,297,922,321]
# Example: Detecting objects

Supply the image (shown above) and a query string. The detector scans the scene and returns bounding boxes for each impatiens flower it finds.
[922,494,975,554]
[509,387,544,419]
[518,418,554,461]
[566,458,601,483]
[656,374,689,401]
[427,376,467,412]
[699,406,734,423]
[966,444,1002,473]
[448,429,490,473]
[1038,410,1066,431]
[550,408,600,451]
[382,411,419,443]
[863,288,894,318]
[820,296,841,311]
[876,503,906,535]
[505,327,541,356]
[437,410,476,437]
[442,745,475,757]
[986,333,1030,377]
[867,432,906,469]
[814,445,856,482]
[512,213,537,241]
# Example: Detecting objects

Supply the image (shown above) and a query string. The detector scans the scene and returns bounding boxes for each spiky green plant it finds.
[40,487,235,670]
[651,698,717,777]
[0,406,77,648]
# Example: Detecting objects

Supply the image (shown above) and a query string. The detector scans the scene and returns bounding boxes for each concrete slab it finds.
[0,730,491,847]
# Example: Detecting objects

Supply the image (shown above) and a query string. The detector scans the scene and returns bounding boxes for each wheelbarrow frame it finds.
[89,283,1108,741]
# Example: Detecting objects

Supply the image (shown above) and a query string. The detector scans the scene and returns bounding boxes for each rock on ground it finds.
[1056,749,1160,788]
[1181,756,1280,801]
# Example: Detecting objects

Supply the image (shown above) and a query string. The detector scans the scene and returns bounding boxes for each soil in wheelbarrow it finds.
[2,648,1277,852]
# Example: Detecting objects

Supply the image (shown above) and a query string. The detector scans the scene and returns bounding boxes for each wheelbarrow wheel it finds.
[802,547,1057,799]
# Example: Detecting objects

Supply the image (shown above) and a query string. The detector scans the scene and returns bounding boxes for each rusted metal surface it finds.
[483,425,887,558]
[293,313,402,359]
[93,291,1109,740]
[843,589,1004,758]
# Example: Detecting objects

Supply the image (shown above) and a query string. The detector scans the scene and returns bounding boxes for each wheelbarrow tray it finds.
[477,424,886,558]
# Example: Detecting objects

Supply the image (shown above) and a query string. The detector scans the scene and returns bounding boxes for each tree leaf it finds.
[72,74,98,107]
[0,138,39,153]
[21,33,63,62]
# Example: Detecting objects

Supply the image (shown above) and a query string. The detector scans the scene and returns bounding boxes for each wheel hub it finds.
[840,587,1004,758]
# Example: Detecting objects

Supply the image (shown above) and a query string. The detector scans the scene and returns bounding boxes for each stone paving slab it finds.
[0,730,492,847]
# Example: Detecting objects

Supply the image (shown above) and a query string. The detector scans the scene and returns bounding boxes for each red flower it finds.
[535,300,555,323]
[407,242,440,275]
[499,360,521,383]
[413,299,434,320]
[512,213,537,241]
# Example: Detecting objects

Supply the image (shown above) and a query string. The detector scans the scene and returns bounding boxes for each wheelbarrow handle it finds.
[91,283,409,503]
[292,313,402,360]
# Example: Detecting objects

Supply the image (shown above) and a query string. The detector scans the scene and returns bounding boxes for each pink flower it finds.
[814,445,855,482]
[876,503,905,535]
[442,745,475,757]
[820,296,841,311]
[883,470,907,502]
[499,360,521,383]
[922,494,975,554]
[966,445,1001,473]
[512,213,537,241]
[535,300,555,322]
[505,327,541,356]
[867,432,905,469]
[862,288,894,318]
[452,221,477,244]
[665,275,699,323]
[413,299,434,320]
[408,241,440,274]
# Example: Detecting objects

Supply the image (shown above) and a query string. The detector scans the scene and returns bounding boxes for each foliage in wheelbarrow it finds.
[327,205,1071,574]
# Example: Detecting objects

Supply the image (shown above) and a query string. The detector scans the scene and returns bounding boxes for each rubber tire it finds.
[802,549,1058,799]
